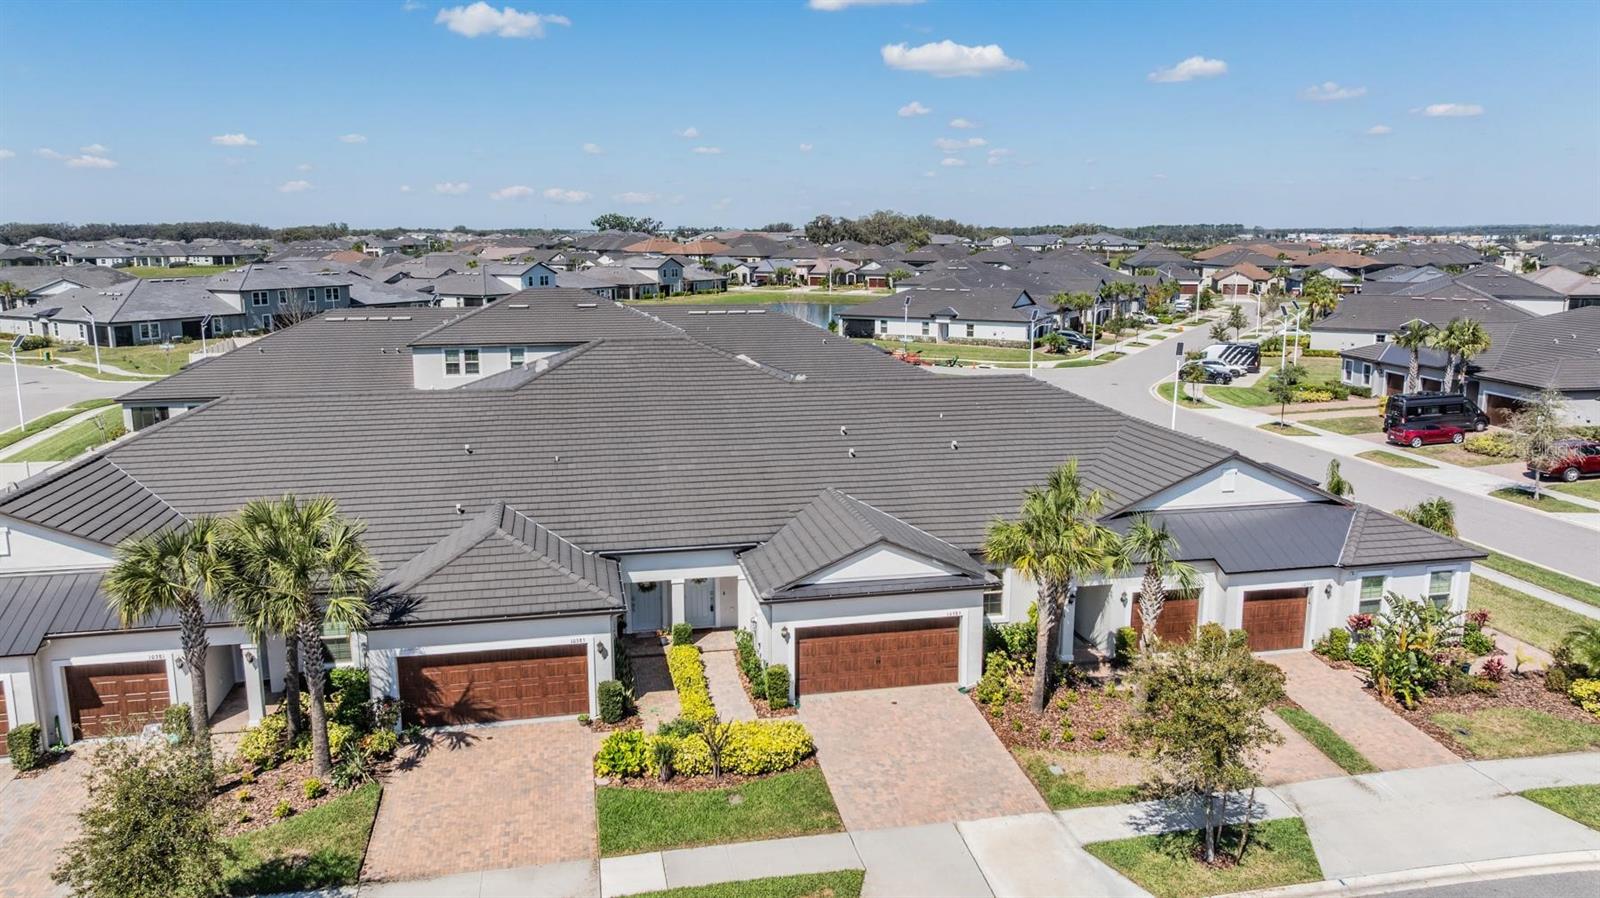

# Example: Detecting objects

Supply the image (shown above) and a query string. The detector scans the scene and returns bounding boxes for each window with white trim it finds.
[982,579,1003,617]
[966,323,975,338]
[250,291,269,307]
[323,287,338,304]
[277,289,288,304]
[1427,571,1453,609]
[321,620,353,666]
[444,349,462,376]
[1358,576,1385,616]
[510,347,525,367]
[538,275,551,286]
[137,321,161,341]
[462,348,480,374]
[921,321,930,336]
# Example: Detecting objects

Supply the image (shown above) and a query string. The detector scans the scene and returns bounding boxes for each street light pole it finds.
[81,306,102,374]
[1170,341,1185,430]
[1028,309,1038,378]
[7,335,25,434]
[901,294,911,347]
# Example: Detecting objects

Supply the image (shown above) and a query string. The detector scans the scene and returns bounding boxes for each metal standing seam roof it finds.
[0,569,232,657]
[739,488,992,600]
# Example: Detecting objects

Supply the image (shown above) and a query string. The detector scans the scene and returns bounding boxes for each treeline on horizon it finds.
[2,215,1592,248]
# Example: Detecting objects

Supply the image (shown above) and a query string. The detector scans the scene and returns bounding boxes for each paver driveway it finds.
[799,685,1046,831]
[0,754,89,898]
[362,720,601,883]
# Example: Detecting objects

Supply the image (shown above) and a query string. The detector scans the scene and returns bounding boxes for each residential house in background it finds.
[838,285,1052,343]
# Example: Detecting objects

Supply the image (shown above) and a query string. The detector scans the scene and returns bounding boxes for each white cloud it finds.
[798,143,814,152]
[692,146,722,155]
[809,0,922,10]
[402,0,424,10]
[897,100,932,117]
[934,136,987,152]
[1366,124,1393,135]
[1420,103,1483,117]
[543,187,590,203]
[297,162,314,171]
[399,185,414,193]
[490,184,535,200]
[434,3,570,38]
[986,147,1013,166]
[948,117,977,129]
[0,149,14,160]
[1152,172,1168,180]
[1299,81,1366,102]
[613,191,658,205]
[338,133,368,144]
[211,133,258,146]
[80,143,110,155]
[1147,55,1227,83]
[940,157,966,167]
[882,41,1025,78]
[677,126,700,138]
[66,154,117,169]
[277,179,312,193]
[582,142,604,155]
[434,181,471,194]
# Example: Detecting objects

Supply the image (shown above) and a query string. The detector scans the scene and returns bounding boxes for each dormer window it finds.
[444,348,480,376]
[510,347,525,367]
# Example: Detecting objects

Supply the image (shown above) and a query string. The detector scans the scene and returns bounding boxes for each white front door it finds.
[686,579,715,629]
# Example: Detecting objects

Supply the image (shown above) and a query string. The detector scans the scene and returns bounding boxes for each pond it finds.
[770,301,839,331]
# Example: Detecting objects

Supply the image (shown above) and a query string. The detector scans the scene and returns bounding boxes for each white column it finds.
[241,644,266,725]
[670,579,687,628]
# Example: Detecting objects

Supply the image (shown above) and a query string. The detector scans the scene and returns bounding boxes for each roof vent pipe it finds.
[454,503,464,514]
[840,425,848,436]
[951,440,959,450]
[464,444,473,455]
[848,448,856,458]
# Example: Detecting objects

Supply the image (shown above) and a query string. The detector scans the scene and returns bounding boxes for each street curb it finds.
[1223,849,1600,897]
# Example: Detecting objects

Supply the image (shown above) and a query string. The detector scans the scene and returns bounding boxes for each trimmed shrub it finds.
[1546,666,1571,694]
[236,714,288,769]
[657,716,701,738]
[594,729,650,778]
[734,628,762,681]
[1570,678,1600,716]
[327,722,357,762]
[670,622,693,646]
[1465,433,1519,459]
[1291,388,1335,403]
[1350,640,1379,670]
[329,667,372,730]
[6,722,43,771]
[1317,627,1350,661]
[644,721,815,778]
[1114,626,1138,667]
[273,800,294,819]
[162,704,193,744]
[763,664,791,709]
[361,728,399,759]
[18,335,53,351]
[302,778,326,800]
[1463,626,1497,657]
[667,645,717,723]
[598,679,628,724]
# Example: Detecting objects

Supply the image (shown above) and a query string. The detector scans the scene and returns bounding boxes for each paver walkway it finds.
[362,720,600,883]
[1259,711,1346,784]
[1268,651,1459,771]
[629,651,679,731]
[800,685,1045,830]
[701,648,757,721]
[0,753,89,898]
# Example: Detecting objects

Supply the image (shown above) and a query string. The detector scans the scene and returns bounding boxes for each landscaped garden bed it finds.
[222,782,382,896]
[734,629,796,717]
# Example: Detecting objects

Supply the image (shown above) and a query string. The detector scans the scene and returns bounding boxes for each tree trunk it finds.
[298,619,333,777]
[283,638,303,741]
[1202,791,1217,864]
[1408,353,1420,393]
[1137,565,1166,652]
[1237,785,1258,862]
[178,597,211,745]
[1443,356,1458,393]
[1032,580,1062,712]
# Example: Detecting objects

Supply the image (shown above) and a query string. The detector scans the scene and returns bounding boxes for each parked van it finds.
[1382,392,1490,432]
[1201,341,1261,373]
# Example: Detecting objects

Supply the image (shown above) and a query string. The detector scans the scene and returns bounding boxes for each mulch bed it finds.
[1389,671,1595,758]
[973,670,1138,753]
[597,755,820,792]
[214,756,352,837]
[736,665,797,718]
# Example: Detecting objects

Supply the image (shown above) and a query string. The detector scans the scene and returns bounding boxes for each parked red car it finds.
[1386,422,1465,448]
[1530,439,1600,482]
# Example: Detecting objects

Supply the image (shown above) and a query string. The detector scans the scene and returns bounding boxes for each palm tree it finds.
[223,496,376,776]
[1390,320,1439,393]
[0,280,26,312]
[1396,497,1456,537]
[104,518,227,743]
[1118,516,1198,652]
[984,462,1123,711]
[1302,272,1339,320]
[1437,318,1490,393]
[1324,459,1354,498]
[888,268,911,290]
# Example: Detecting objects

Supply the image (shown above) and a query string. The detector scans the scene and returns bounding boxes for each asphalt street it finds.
[0,362,130,433]
[1364,869,1600,898]
[1030,324,1600,584]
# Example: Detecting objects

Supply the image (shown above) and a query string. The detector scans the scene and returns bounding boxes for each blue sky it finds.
[1,0,1596,229]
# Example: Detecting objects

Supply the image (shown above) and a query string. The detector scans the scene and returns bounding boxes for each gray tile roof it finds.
[1447,265,1566,302]
[0,569,234,657]
[45,279,238,325]
[1471,305,1600,391]
[1,455,186,545]
[1371,244,1484,269]
[203,265,351,292]
[842,286,1042,323]
[408,289,674,347]
[1311,294,1531,334]
[637,305,924,382]
[739,488,990,600]
[430,273,517,298]
[1339,505,1484,567]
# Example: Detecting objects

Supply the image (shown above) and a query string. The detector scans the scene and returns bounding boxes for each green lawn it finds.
[1084,818,1323,898]
[1474,548,1600,609]
[0,399,115,449]
[1469,576,1592,653]
[1490,488,1597,514]
[1550,479,1600,502]
[1258,422,1317,437]
[1405,444,1509,468]
[1356,449,1436,469]
[1274,708,1378,775]
[1430,707,1600,759]
[1522,784,1600,832]
[1300,415,1383,435]
[19,359,159,382]
[222,783,381,896]
[596,768,843,856]
[631,871,865,898]
[1209,358,1347,409]
[22,342,192,376]
[1157,383,1212,406]
[858,338,1041,362]
[1052,356,1112,368]
[4,407,123,462]
[129,265,236,278]
[1206,385,1275,407]
[1016,750,1142,810]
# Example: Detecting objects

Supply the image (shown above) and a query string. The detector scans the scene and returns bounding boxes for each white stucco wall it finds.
[1311,329,1384,351]
[410,344,570,390]
[866,317,1033,344]
[812,544,957,584]
[0,516,115,574]
[1,655,38,739]
[1132,460,1325,512]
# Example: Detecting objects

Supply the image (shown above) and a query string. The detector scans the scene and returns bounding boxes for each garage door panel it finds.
[798,617,959,696]
[1132,595,1199,645]
[400,644,589,727]
[67,661,171,740]
[1242,588,1308,652]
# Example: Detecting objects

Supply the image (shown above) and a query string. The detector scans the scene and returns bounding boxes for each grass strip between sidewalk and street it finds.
[1258,422,1317,437]
[1084,817,1323,898]
[0,398,116,451]
[1299,415,1383,435]
[1468,576,1592,653]
[1522,784,1600,832]
[1550,478,1600,502]
[597,767,843,856]
[1355,449,1435,469]
[4,407,123,462]
[1015,749,1143,810]
[631,870,865,898]
[1157,383,1213,406]
[1430,708,1600,759]
[1490,488,1597,514]
[1274,708,1378,775]
[1473,547,1600,609]
[222,783,381,896]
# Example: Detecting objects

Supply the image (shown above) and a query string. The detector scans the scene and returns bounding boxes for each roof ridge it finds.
[493,506,618,604]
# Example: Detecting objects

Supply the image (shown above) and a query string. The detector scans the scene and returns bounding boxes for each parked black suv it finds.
[1382,392,1490,432]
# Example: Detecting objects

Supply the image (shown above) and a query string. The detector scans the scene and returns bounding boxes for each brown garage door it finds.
[398,644,589,727]
[797,617,959,696]
[1242,588,1309,652]
[1485,394,1519,426]
[1132,592,1199,645]
[67,661,170,740]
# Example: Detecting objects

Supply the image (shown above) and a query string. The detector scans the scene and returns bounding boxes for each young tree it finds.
[1396,497,1457,536]
[984,461,1123,711]
[1225,305,1248,339]
[1179,361,1207,402]
[1118,516,1198,652]
[104,518,226,744]
[1208,320,1230,343]
[1436,317,1491,393]
[223,496,376,776]
[1264,362,1306,426]
[1324,459,1354,498]
[1390,320,1439,393]
[1510,389,1572,501]
[1127,624,1285,864]
[54,741,228,898]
